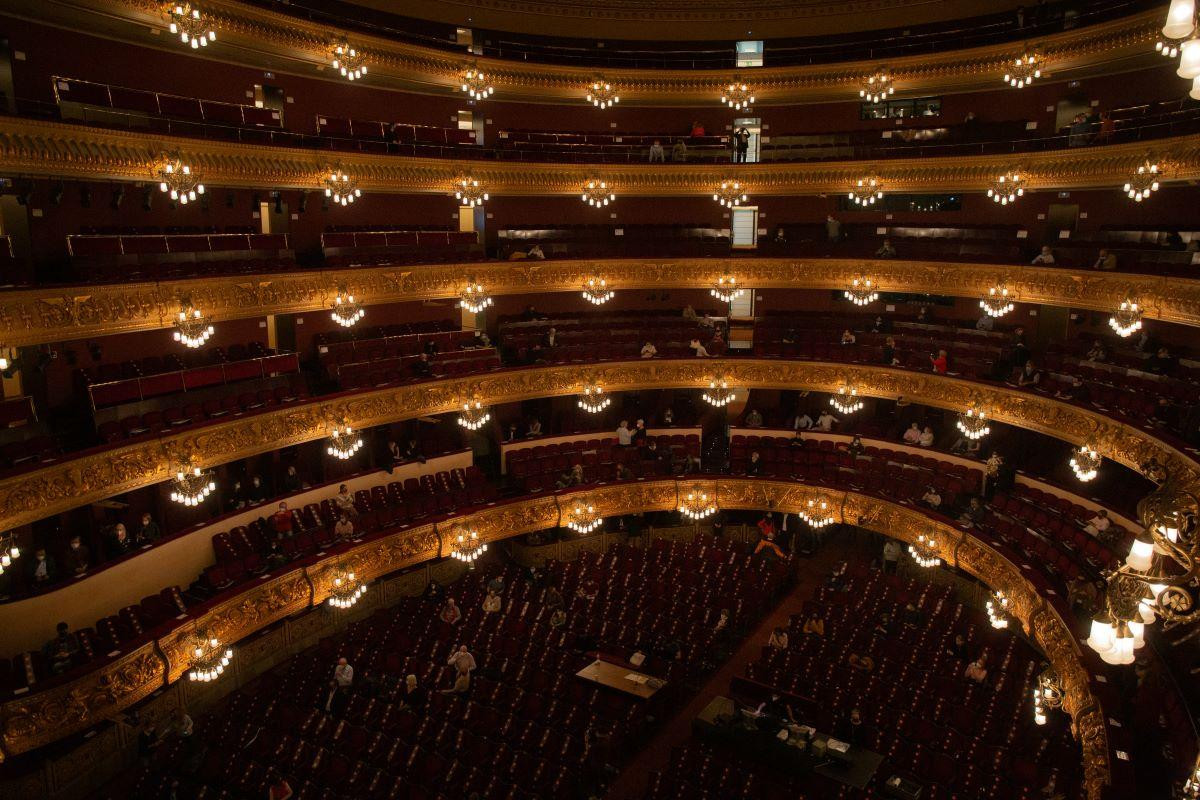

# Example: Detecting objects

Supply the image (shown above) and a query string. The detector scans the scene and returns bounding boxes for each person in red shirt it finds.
[272,501,293,538]
[930,349,948,374]
[690,120,706,137]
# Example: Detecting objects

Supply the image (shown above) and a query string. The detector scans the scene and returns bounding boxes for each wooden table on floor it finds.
[575,659,664,699]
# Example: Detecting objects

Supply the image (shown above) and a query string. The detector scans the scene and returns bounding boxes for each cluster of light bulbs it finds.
[1124,161,1162,202]
[455,178,489,208]
[586,80,619,109]
[578,384,612,413]
[457,400,491,431]
[327,570,368,609]
[157,157,205,205]
[167,3,215,49]
[188,637,232,682]
[327,426,364,460]
[845,277,878,306]
[581,277,615,305]
[986,172,1024,205]
[1070,445,1101,482]
[330,292,365,327]
[908,534,941,568]
[987,590,1010,629]
[170,465,217,507]
[799,499,835,528]
[955,408,991,440]
[450,528,487,563]
[849,178,884,206]
[0,533,20,576]
[323,168,362,206]
[713,181,748,208]
[703,377,735,408]
[980,286,1014,318]
[566,502,602,533]
[679,490,717,520]
[830,387,863,415]
[710,276,743,302]
[173,305,215,349]
[459,283,493,314]
[331,42,367,81]
[720,81,755,111]
[581,179,615,207]
[1158,1,1200,100]
[460,66,495,100]
[1108,299,1143,338]
[859,71,894,104]
[1003,51,1042,88]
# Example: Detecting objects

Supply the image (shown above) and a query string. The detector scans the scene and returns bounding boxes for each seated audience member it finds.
[930,349,948,374]
[670,139,688,162]
[542,327,558,348]
[744,408,764,428]
[1086,339,1107,362]
[848,653,875,672]
[272,502,294,538]
[789,430,805,448]
[527,244,545,260]
[773,226,787,243]
[334,484,357,517]
[746,451,763,476]
[107,523,133,557]
[544,584,565,610]
[922,487,943,509]
[268,770,294,800]
[902,422,922,445]
[947,634,969,661]
[402,438,424,461]
[556,463,585,489]
[874,612,893,635]
[1017,360,1042,387]
[661,407,675,425]
[976,314,994,332]
[422,579,446,604]
[965,656,989,684]
[482,589,502,613]
[1031,245,1056,265]
[1085,509,1111,537]
[902,603,923,628]
[840,329,856,345]
[411,352,432,376]
[447,644,476,674]
[816,411,838,431]
[442,664,471,694]
[440,598,462,625]
[875,238,897,258]
[1092,248,1117,270]
[577,579,599,602]
[959,497,986,526]
[794,411,814,430]
[136,513,161,545]
[1147,347,1177,376]
[767,626,789,650]
[691,120,706,137]
[846,434,865,457]
[648,140,665,163]
[43,621,80,674]
[526,418,543,437]
[549,609,567,628]
[487,574,506,594]
[918,426,935,447]
[334,514,355,540]
[640,341,658,358]
[247,476,269,505]
[282,464,304,492]
[689,338,710,357]
[400,674,427,710]
[802,612,825,637]
[65,535,90,577]
[838,707,868,745]
[882,336,899,365]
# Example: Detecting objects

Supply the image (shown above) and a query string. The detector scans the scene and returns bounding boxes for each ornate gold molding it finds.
[3,257,1199,348]
[20,0,1160,104]
[0,479,1109,798]
[1,116,1198,194]
[0,358,1193,534]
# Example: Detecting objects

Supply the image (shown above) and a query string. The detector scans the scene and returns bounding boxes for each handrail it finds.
[86,352,300,410]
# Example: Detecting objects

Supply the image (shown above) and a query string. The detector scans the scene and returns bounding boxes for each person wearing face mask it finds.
[107,523,133,558]
[136,512,161,545]
[65,536,91,576]
[226,480,245,511]
[282,465,303,493]
[247,475,268,504]
[28,547,58,587]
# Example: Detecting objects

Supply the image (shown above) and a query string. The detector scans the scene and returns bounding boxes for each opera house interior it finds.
[2,0,1200,798]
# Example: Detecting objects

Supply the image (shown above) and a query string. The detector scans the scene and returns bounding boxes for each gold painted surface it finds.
[3,258,1199,347]
[0,116,1198,192]
[0,358,1194,534]
[0,479,1109,797]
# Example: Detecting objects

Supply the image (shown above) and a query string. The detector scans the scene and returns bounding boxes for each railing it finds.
[87,352,300,409]
[53,76,283,128]
[67,232,290,258]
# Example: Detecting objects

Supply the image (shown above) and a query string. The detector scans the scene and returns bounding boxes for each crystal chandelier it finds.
[848,177,883,206]
[449,527,487,563]
[844,276,878,306]
[1003,49,1042,88]
[581,276,614,305]
[1185,760,1200,800]
[187,633,232,682]
[460,65,495,100]
[330,288,365,328]
[986,172,1024,205]
[987,590,1010,629]
[0,531,20,576]
[586,78,619,109]
[331,41,367,81]
[1070,445,1102,482]
[455,178,488,208]
[908,534,941,569]
[955,407,991,440]
[1031,667,1064,725]
[327,424,364,460]
[578,383,612,414]
[459,282,493,313]
[1158,1,1200,99]
[457,400,491,431]
[581,179,615,207]
[173,302,214,349]
[713,180,748,208]
[1109,299,1143,338]
[703,376,735,408]
[678,488,717,520]
[170,460,216,507]
[1124,160,1162,202]
[156,155,205,205]
[830,386,863,415]
[980,285,1014,317]
[859,70,894,104]
[720,79,755,111]
[322,168,361,206]
[711,276,743,302]
[165,3,215,50]
[326,565,368,609]
[799,499,835,528]
[565,500,603,533]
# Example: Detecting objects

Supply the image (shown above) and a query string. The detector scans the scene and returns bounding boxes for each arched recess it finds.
[0,478,1110,799]
[0,358,1190,533]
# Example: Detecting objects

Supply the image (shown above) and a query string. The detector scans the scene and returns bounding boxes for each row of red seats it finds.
[67,232,289,257]
[54,76,281,128]
[336,352,501,391]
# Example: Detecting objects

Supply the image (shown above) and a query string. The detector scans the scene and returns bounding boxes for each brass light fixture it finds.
[581,276,615,305]
[799,498,835,528]
[859,69,895,103]
[909,534,941,568]
[955,406,991,440]
[330,41,367,81]
[459,281,493,313]
[0,531,20,576]
[187,631,232,682]
[457,399,491,431]
[713,180,748,208]
[848,177,883,206]
[455,178,489,208]
[330,287,365,328]
[169,457,217,507]
[1070,445,1102,482]
[710,276,744,302]
[980,285,1014,317]
[165,3,216,50]
[986,171,1024,205]
[173,301,214,349]
[585,78,619,109]
[987,590,1011,629]
[844,276,878,306]
[460,65,495,100]
[830,386,863,415]
[1109,299,1144,338]
[326,563,368,609]
[322,167,361,206]
[679,486,718,520]
[702,375,735,408]
[327,423,364,460]
[1004,49,1042,88]
[565,499,603,533]
[1124,159,1162,202]
[1032,667,1064,725]
[155,154,205,205]
[720,79,755,111]
[578,382,612,414]
[449,526,487,563]
[581,179,616,207]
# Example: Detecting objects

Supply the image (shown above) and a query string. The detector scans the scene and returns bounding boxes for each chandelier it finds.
[166,3,215,49]
[578,383,612,414]
[187,632,232,682]
[711,276,744,302]
[1031,668,1064,726]
[1004,49,1042,88]
[330,288,365,328]
[987,590,1010,629]
[1185,759,1200,800]
[980,285,1014,317]
[327,424,364,460]
[460,65,495,100]
[169,460,216,507]
[799,499,835,528]
[322,168,361,206]
[908,534,941,569]
[331,42,367,81]
[859,70,894,104]
[830,386,863,415]
[1158,1,1200,97]
[0,531,19,576]
[326,565,368,609]
[454,178,488,208]
[1070,445,1102,482]
[449,527,487,563]
[1124,160,1162,202]
[586,78,619,109]
[844,276,878,306]
[155,155,205,205]
[720,79,756,111]
[955,407,991,440]
[678,488,717,521]
[848,177,883,206]
[565,500,603,533]
[457,400,491,431]
[581,276,614,305]
[581,179,615,207]
[702,376,735,408]
[986,172,1024,205]
[1108,299,1143,338]
[713,180,748,208]
[173,302,214,349]
[459,282,493,313]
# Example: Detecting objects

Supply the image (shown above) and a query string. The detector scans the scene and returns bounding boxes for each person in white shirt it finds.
[482,590,501,613]
[333,657,354,688]
[794,412,814,431]
[690,338,710,357]
[840,329,856,345]
[918,426,935,447]
[1085,510,1111,536]
[640,341,657,358]
[902,422,921,445]
[447,645,476,673]
[616,421,633,446]
[1031,246,1055,265]
[922,488,942,509]
[816,411,838,431]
